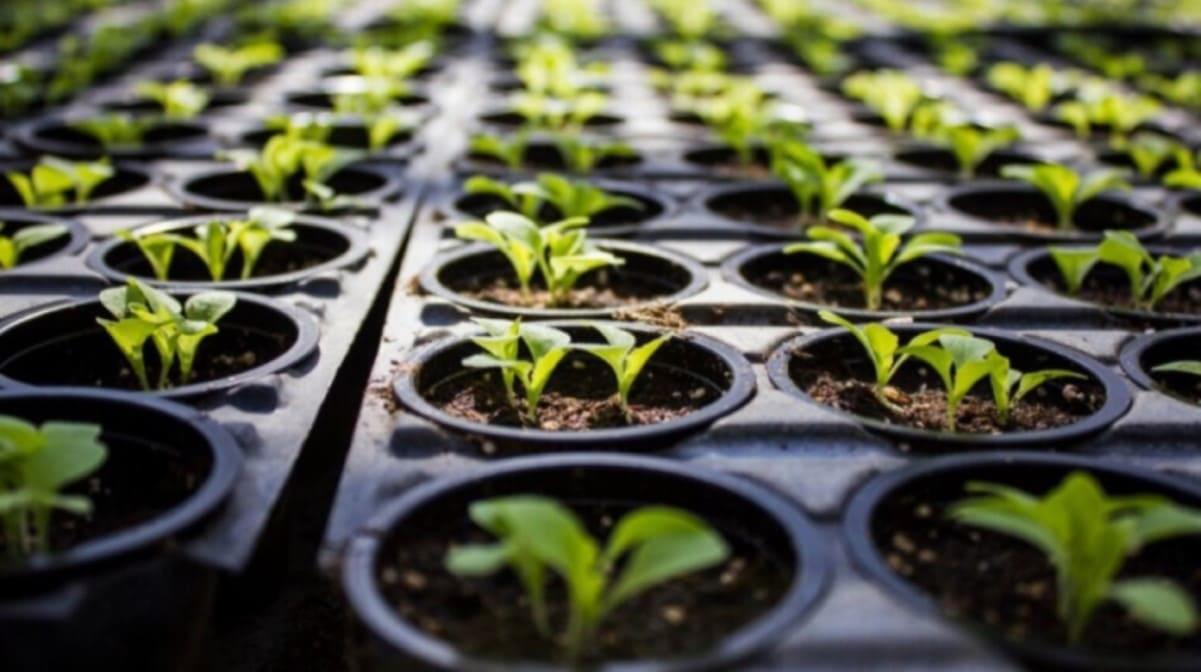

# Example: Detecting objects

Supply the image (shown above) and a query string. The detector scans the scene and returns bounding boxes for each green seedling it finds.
[462,321,573,422]
[1098,231,1201,310]
[951,472,1201,642]
[0,64,44,117]
[350,41,436,80]
[785,209,962,311]
[470,131,531,170]
[1164,148,1201,190]
[193,41,283,87]
[119,207,297,281]
[987,354,1084,426]
[1118,132,1183,179]
[0,416,106,558]
[538,0,610,41]
[511,91,609,132]
[652,38,726,72]
[6,157,115,207]
[842,70,926,133]
[770,139,883,224]
[97,278,236,390]
[576,323,671,420]
[134,80,210,120]
[1055,92,1161,146]
[454,212,622,305]
[1001,163,1130,231]
[464,173,642,223]
[70,113,157,148]
[986,62,1058,112]
[445,496,728,660]
[937,124,1021,178]
[223,135,364,205]
[1153,360,1201,382]
[552,134,637,173]
[0,221,69,269]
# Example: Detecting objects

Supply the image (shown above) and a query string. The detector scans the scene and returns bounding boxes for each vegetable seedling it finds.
[70,113,157,148]
[786,209,962,311]
[222,135,364,206]
[0,221,68,269]
[134,80,210,120]
[1116,132,1182,179]
[1164,148,1201,190]
[1153,360,1201,382]
[1098,231,1201,310]
[950,472,1201,642]
[193,41,284,87]
[97,278,237,390]
[770,139,883,225]
[470,131,531,170]
[119,207,297,281]
[462,321,573,422]
[1000,163,1130,231]
[350,41,436,81]
[842,70,926,133]
[454,212,623,305]
[445,495,729,660]
[577,323,671,420]
[935,124,1021,178]
[6,157,115,207]
[464,173,642,223]
[0,415,107,558]
[551,133,638,173]
[986,62,1058,112]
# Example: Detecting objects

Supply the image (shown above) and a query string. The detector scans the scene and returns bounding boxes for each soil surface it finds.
[875,487,1201,654]
[708,189,909,232]
[377,499,791,665]
[684,146,773,178]
[466,143,642,172]
[949,190,1155,235]
[427,352,720,431]
[452,189,661,229]
[450,267,678,310]
[894,148,1033,178]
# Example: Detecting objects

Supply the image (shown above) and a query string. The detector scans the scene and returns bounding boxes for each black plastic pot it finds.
[0,388,242,671]
[443,180,673,237]
[284,78,431,112]
[721,243,1006,322]
[0,209,89,269]
[0,162,153,209]
[100,88,249,114]
[0,292,319,400]
[892,144,1038,179]
[14,117,210,160]
[240,119,416,151]
[681,144,774,178]
[477,107,624,130]
[86,212,370,291]
[1120,325,1201,405]
[1177,191,1201,219]
[419,240,707,319]
[766,323,1132,450]
[844,452,1201,671]
[342,453,830,671]
[170,164,399,211]
[939,182,1169,242]
[393,322,756,451]
[1009,246,1201,326]
[458,139,644,175]
[701,182,922,239]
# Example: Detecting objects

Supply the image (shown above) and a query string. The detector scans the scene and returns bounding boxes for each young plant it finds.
[193,41,284,87]
[1118,132,1183,179]
[935,124,1021,179]
[511,91,609,132]
[119,208,297,281]
[987,353,1084,426]
[134,80,210,120]
[0,416,107,559]
[470,131,530,170]
[6,157,115,207]
[222,135,364,205]
[785,209,962,311]
[1055,92,1161,146]
[70,114,157,148]
[1164,148,1201,191]
[96,278,236,390]
[551,134,637,173]
[986,62,1057,112]
[577,324,671,420]
[445,496,728,660]
[1152,360,1201,381]
[462,321,573,422]
[454,212,623,305]
[842,70,926,133]
[950,472,1201,642]
[349,41,436,81]
[770,139,883,224]
[1096,231,1201,311]
[464,173,642,223]
[1000,163,1130,231]
[0,221,68,269]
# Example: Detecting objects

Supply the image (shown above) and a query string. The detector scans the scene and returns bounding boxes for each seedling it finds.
[119,208,297,282]
[70,113,157,148]
[1153,360,1201,382]
[464,173,642,223]
[842,70,926,133]
[652,38,726,72]
[1055,92,1161,146]
[552,134,638,173]
[511,91,608,132]
[697,84,807,165]
[462,321,573,422]
[577,324,671,420]
[1000,163,1130,231]
[454,212,623,305]
[97,278,237,390]
[1164,148,1201,190]
[818,311,967,413]
[222,135,364,205]
[350,42,435,81]
[987,355,1084,426]
[6,157,115,207]
[134,80,210,120]
[1117,132,1183,179]
[786,209,962,311]
[986,62,1057,112]
[470,131,530,170]
[445,496,728,659]
[0,64,43,117]
[0,416,107,558]
[951,472,1201,642]
[193,41,284,87]
[770,139,883,224]
[1097,231,1201,310]
[537,0,609,42]
[935,124,1021,178]
[0,221,68,269]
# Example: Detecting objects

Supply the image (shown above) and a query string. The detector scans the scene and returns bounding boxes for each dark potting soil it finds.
[948,190,1156,235]
[1032,261,1201,317]
[683,146,773,178]
[708,189,909,231]
[480,110,623,129]
[0,430,208,560]
[893,148,1034,178]
[744,254,990,312]
[185,168,385,204]
[789,341,1103,434]
[376,500,791,665]
[242,123,413,150]
[452,190,662,229]
[42,122,206,149]
[109,231,347,283]
[875,488,1201,654]
[427,351,720,431]
[466,143,642,172]
[451,268,672,310]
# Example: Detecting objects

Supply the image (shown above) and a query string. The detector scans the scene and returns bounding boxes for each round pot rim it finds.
[14,116,211,160]
[393,321,756,448]
[721,243,1007,322]
[0,209,89,269]
[439,179,677,238]
[843,451,1201,671]
[418,239,709,319]
[342,452,831,672]
[699,181,924,238]
[166,164,400,212]
[765,322,1133,449]
[0,387,242,585]
[1119,324,1201,392]
[1008,245,1201,325]
[937,181,1170,242]
[85,212,370,291]
[0,291,320,400]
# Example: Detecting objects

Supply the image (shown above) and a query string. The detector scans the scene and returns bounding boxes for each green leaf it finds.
[1153,360,1201,378]
[1049,247,1101,295]
[1110,579,1198,636]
